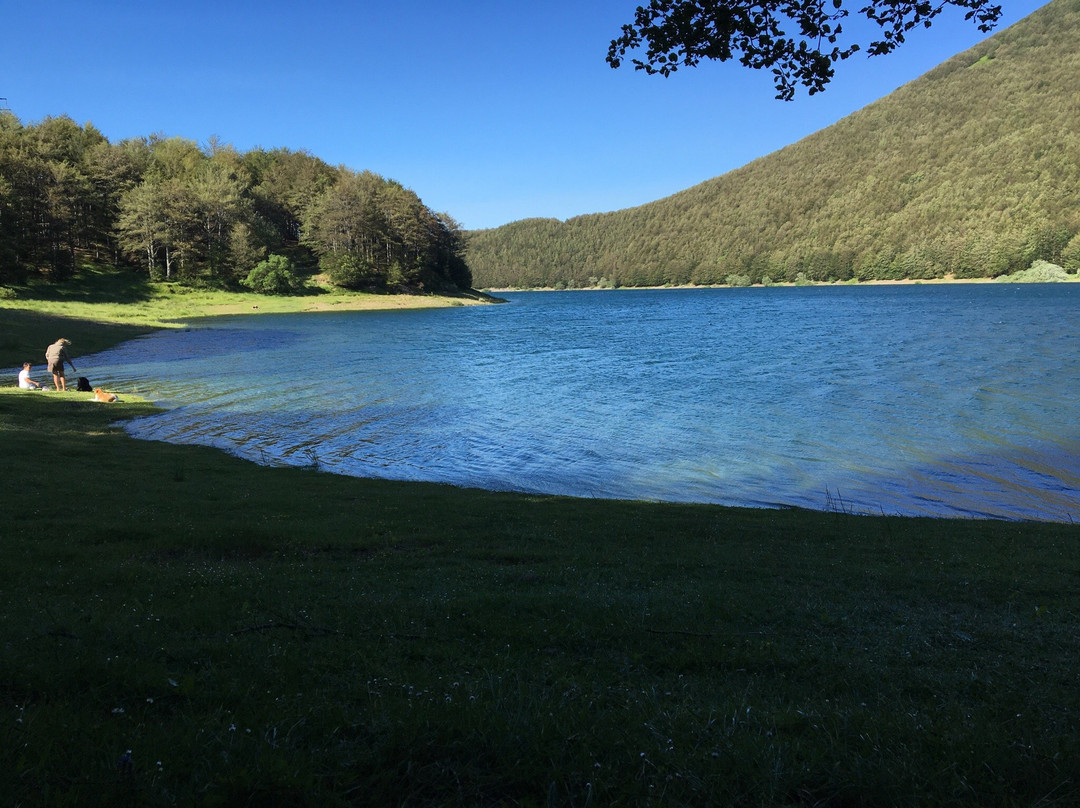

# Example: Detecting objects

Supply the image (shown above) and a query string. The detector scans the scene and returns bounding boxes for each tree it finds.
[434,212,472,290]
[84,139,150,264]
[146,135,204,182]
[115,182,166,277]
[1059,232,1080,274]
[241,253,305,294]
[228,220,269,279]
[246,147,336,244]
[607,0,1004,100]
[0,114,40,280]
[301,169,388,288]
[0,109,472,294]
[190,158,246,280]
[42,159,90,280]
[299,169,473,292]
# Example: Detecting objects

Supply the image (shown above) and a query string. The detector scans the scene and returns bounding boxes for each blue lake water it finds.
[89,285,1080,521]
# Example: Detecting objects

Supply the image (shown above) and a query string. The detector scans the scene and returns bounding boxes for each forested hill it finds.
[0,120,472,295]
[466,0,1080,289]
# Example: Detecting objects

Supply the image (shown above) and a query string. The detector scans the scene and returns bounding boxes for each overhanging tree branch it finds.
[607,0,1004,99]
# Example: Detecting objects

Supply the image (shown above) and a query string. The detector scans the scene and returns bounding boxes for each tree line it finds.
[0,112,471,293]
[468,0,1080,289]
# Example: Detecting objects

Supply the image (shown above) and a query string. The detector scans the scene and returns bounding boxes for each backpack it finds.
[76,376,92,392]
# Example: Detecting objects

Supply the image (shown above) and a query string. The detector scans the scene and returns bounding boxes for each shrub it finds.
[321,253,379,290]
[996,259,1072,283]
[242,254,305,295]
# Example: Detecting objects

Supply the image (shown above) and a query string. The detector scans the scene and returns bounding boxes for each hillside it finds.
[466,0,1080,288]
[0,119,471,295]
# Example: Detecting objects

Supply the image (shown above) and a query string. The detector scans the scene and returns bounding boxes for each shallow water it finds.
[90,285,1080,520]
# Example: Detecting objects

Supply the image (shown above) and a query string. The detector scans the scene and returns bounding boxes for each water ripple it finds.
[88,286,1080,521]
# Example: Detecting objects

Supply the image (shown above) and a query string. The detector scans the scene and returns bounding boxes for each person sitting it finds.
[18,362,43,389]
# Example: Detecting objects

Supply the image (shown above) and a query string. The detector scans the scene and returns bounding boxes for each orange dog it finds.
[93,387,117,402]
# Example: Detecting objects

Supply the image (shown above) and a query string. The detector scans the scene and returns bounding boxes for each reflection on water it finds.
[90,285,1080,521]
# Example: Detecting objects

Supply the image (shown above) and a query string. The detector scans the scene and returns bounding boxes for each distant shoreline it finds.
[482,276,1026,293]
[190,288,503,317]
[0,288,503,370]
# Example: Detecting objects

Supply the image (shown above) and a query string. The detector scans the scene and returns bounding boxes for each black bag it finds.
[76,376,92,392]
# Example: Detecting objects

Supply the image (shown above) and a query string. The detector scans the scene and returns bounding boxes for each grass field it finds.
[2,291,1079,806]
[0,266,494,369]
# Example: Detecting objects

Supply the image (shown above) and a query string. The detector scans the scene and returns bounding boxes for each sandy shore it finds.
[201,289,502,317]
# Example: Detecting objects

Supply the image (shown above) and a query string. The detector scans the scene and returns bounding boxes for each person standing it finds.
[45,338,77,392]
[18,362,43,389]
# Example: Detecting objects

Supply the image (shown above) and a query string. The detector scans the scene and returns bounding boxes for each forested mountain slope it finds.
[466,0,1080,288]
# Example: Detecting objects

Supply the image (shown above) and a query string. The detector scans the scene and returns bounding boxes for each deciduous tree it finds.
[607,0,1004,99]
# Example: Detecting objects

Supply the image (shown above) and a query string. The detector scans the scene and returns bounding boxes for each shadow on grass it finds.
[0,307,158,370]
[14,264,155,305]
[4,383,1080,807]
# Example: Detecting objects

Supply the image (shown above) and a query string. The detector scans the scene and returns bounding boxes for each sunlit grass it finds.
[0,264,495,368]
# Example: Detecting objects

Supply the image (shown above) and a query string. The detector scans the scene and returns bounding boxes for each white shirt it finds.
[18,368,36,389]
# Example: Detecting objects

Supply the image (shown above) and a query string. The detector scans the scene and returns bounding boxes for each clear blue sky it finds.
[3,0,1047,230]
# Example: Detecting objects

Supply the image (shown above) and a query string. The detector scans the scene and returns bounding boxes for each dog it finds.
[93,387,118,403]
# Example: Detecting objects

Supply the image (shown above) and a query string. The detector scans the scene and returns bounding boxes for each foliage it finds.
[241,253,306,295]
[0,114,472,294]
[472,0,1080,290]
[996,259,1073,283]
[607,0,1004,100]
[1061,232,1080,273]
[319,251,380,289]
[301,171,470,292]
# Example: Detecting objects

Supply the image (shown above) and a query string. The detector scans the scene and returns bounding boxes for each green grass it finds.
[0,307,159,371]
[2,308,1079,806]
[1,264,495,369]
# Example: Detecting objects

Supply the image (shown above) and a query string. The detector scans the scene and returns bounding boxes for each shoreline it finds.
[6,282,1075,523]
[1,287,500,323]
[483,276,1005,293]
[1,287,502,368]
[185,287,505,318]
[5,376,1078,806]
[30,284,1070,524]
[482,273,1080,293]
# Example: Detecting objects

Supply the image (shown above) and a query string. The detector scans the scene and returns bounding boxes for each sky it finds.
[2,0,1048,231]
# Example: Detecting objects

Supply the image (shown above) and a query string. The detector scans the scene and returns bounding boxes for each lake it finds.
[91,284,1080,521]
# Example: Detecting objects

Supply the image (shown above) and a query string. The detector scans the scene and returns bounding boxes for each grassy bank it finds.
[2,309,1079,807]
[0,265,496,369]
